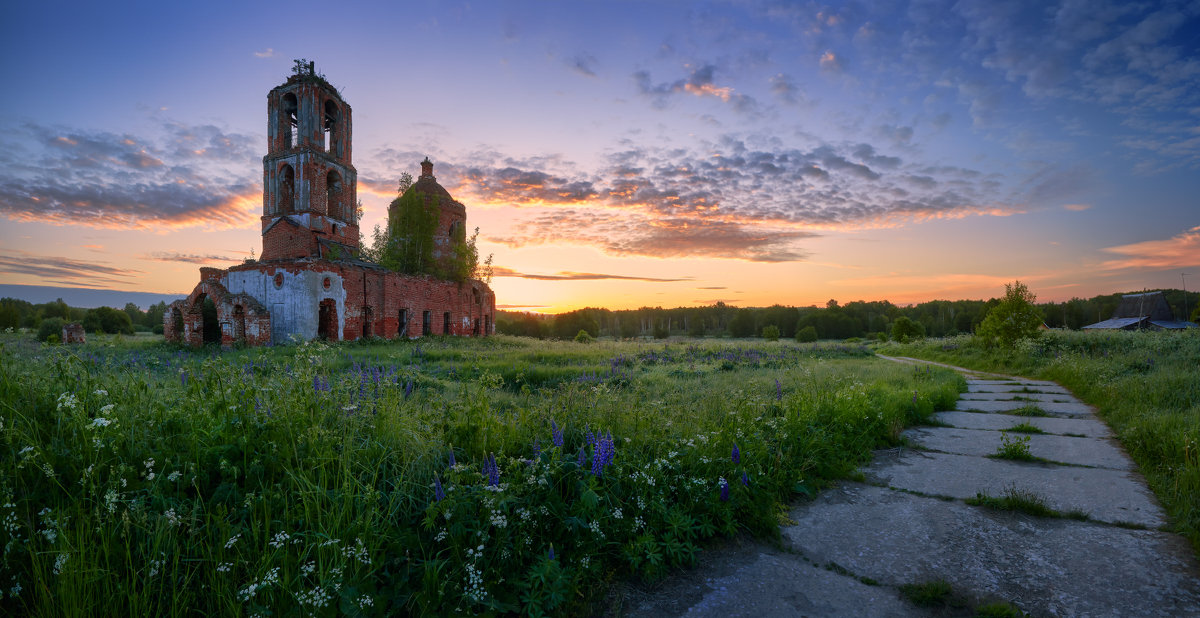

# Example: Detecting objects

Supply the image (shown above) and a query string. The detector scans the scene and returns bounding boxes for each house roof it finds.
[1082,317,1147,330]
[1148,320,1198,330]
[1112,291,1174,321]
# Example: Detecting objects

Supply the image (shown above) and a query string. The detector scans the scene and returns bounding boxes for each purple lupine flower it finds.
[731,443,740,464]
[551,420,564,448]
[404,379,414,399]
[180,371,188,388]
[433,474,446,502]
[591,432,615,476]
[912,391,918,406]
[531,440,542,463]
[448,449,456,468]
[484,453,500,487]
[719,478,730,502]
[741,471,749,487]
[548,545,556,561]
[775,379,782,401]
[577,446,587,468]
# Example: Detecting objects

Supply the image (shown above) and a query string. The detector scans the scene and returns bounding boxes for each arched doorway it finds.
[318,299,338,341]
[232,305,246,344]
[199,296,220,345]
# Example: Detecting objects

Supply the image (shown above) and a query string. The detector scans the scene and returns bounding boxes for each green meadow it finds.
[878,329,1200,551]
[0,334,961,616]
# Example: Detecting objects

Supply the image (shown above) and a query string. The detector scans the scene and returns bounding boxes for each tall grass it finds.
[878,329,1200,551]
[0,334,960,615]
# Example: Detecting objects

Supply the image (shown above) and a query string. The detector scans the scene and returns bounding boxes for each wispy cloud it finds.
[491,266,691,282]
[567,53,598,77]
[254,48,275,58]
[141,252,243,264]
[0,251,143,286]
[1099,226,1200,270]
[633,64,759,113]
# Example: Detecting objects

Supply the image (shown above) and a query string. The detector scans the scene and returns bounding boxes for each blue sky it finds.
[2,0,1198,310]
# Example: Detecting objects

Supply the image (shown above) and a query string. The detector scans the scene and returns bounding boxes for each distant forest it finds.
[497,289,1200,340]
[2,288,1196,342]
[0,298,169,335]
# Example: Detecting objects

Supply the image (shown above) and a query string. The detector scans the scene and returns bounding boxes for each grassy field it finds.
[0,333,961,616]
[877,329,1200,551]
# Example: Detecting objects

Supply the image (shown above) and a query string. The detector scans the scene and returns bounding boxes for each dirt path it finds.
[614,358,1200,616]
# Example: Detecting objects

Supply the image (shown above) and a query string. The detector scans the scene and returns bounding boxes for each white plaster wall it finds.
[223,268,346,344]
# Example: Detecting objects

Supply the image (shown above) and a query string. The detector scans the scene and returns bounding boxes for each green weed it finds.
[992,431,1036,461]
[1004,422,1045,434]
[975,601,1027,617]
[966,487,1089,520]
[899,579,959,607]
[1010,405,1052,417]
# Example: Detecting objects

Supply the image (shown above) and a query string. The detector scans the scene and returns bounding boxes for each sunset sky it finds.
[2,1,1198,312]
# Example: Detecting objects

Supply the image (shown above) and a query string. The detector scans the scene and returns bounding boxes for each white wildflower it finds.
[53,553,69,575]
[268,531,289,548]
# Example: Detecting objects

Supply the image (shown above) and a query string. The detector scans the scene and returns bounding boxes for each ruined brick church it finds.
[165,65,495,346]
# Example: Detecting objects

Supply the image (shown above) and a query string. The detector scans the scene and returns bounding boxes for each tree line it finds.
[0,297,171,339]
[497,288,1200,340]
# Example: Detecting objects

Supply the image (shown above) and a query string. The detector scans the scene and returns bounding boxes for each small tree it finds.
[891,316,925,343]
[761,324,780,341]
[976,280,1043,348]
[795,325,818,343]
[381,190,439,275]
[37,317,65,342]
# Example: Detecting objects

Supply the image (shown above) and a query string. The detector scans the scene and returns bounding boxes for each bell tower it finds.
[261,60,358,260]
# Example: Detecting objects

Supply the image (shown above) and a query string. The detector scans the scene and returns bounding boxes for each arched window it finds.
[324,100,340,155]
[281,93,298,149]
[448,220,463,241]
[278,164,295,214]
[326,170,343,220]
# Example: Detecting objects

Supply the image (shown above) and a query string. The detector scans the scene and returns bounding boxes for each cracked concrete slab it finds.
[867,449,1164,527]
[613,537,921,618]
[931,410,1113,438]
[903,426,1134,470]
[958,391,1080,403]
[966,379,1062,387]
[783,483,1200,617]
[955,399,1093,416]
[966,383,1072,394]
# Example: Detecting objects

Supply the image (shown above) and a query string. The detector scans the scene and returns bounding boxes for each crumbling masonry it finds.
[166,65,495,346]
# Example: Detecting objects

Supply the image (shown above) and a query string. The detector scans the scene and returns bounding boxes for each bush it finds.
[573,329,594,343]
[795,325,818,343]
[36,317,64,342]
[891,316,925,343]
[652,322,669,339]
[976,281,1043,348]
[761,325,780,341]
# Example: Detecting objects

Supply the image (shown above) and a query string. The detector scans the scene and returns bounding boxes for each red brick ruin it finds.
[166,63,495,347]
